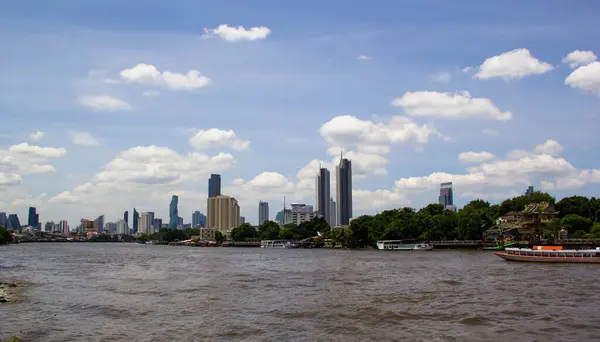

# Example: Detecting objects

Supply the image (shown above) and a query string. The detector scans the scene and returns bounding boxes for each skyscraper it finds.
[0,212,7,228]
[7,214,21,230]
[336,154,352,226]
[153,218,162,232]
[207,195,240,233]
[258,201,269,225]
[133,208,139,234]
[140,212,155,234]
[329,197,337,227]
[169,195,179,229]
[439,182,454,210]
[28,207,39,229]
[116,220,128,235]
[240,216,246,224]
[123,211,129,227]
[96,215,105,233]
[525,186,535,196]
[208,174,221,198]
[316,167,331,226]
[192,211,201,227]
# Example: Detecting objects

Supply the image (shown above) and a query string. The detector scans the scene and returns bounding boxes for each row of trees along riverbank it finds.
[229,193,600,248]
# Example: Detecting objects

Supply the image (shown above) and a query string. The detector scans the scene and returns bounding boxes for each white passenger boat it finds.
[377,240,433,251]
[494,246,600,263]
[260,240,299,248]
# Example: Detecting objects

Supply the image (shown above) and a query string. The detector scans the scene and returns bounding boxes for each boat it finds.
[494,246,600,263]
[483,240,518,250]
[377,240,433,251]
[260,240,299,248]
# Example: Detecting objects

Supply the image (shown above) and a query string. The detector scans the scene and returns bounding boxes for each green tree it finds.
[258,221,280,240]
[0,227,13,245]
[214,231,225,244]
[590,223,600,238]
[185,227,201,239]
[556,196,592,219]
[561,214,593,235]
[230,223,258,241]
[499,192,555,215]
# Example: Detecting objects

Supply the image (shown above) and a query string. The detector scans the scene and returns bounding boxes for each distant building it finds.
[140,212,155,234]
[7,214,21,230]
[194,228,216,241]
[44,221,55,232]
[336,154,353,226]
[208,174,221,198]
[192,211,207,227]
[59,220,69,235]
[178,217,184,229]
[169,195,179,229]
[153,218,162,232]
[316,167,331,226]
[116,220,128,235]
[439,182,454,210]
[329,197,337,227]
[123,211,129,228]
[105,222,117,234]
[258,201,269,225]
[207,195,240,234]
[240,216,246,224]
[28,207,40,230]
[133,208,139,234]
[81,219,96,234]
[96,215,105,233]
[525,186,535,196]
[275,210,286,226]
[289,203,316,225]
[0,212,7,228]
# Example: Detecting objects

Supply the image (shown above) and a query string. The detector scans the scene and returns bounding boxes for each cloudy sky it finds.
[1,0,600,226]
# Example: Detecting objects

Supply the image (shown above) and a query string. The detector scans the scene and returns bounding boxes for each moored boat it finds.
[260,240,299,248]
[494,246,600,263]
[377,240,433,251]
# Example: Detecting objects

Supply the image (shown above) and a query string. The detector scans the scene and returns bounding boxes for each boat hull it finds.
[493,252,600,264]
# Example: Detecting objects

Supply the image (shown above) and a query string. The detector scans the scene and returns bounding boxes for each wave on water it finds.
[0,263,24,269]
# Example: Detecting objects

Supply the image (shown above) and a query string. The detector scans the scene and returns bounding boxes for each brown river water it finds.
[1,243,600,341]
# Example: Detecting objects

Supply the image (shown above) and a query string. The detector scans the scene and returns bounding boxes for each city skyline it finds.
[1,1,600,226]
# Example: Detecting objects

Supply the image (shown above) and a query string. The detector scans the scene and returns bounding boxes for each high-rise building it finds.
[178,216,183,229]
[123,211,129,227]
[208,174,221,198]
[258,201,269,225]
[28,207,40,230]
[59,220,69,234]
[289,203,316,225]
[525,186,535,196]
[207,195,240,233]
[81,219,96,235]
[316,167,331,225]
[0,212,8,228]
[44,221,54,232]
[96,215,105,233]
[336,154,352,226]
[169,195,179,229]
[116,220,128,235]
[152,218,162,232]
[240,216,246,224]
[439,182,454,208]
[329,197,337,227]
[192,211,207,227]
[140,212,155,234]
[133,208,139,234]
[105,222,117,234]
[7,214,21,230]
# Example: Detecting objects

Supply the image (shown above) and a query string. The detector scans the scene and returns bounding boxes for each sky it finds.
[1,0,600,226]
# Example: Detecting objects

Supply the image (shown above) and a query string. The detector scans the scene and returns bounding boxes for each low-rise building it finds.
[192,228,217,241]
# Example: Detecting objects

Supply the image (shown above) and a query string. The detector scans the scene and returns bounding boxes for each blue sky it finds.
[1,0,599,226]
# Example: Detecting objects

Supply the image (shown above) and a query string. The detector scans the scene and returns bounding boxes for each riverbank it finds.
[0,281,25,304]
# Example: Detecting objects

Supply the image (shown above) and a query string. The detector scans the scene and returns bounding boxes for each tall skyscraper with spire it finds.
[169,195,179,229]
[336,153,352,226]
[316,165,331,226]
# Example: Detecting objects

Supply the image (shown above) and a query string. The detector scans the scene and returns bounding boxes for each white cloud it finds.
[70,131,99,147]
[247,172,290,188]
[565,61,600,95]
[562,50,597,68]
[0,143,67,179]
[0,172,23,186]
[534,139,563,156]
[460,190,521,200]
[78,95,132,111]
[29,130,44,141]
[458,151,495,164]
[120,64,212,90]
[357,55,373,61]
[462,66,473,73]
[481,128,498,136]
[353,189,410,211]
[391,91,512,121]
[474,48,553,80]
[202,24,271,42]
[142,90,160,97]
[189,129,250,151]
[432,72,451,83]
[8,143,67,158]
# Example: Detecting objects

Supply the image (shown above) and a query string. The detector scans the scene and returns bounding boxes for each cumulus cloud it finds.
[462,66,474,73]
[357,55,373,61]
[202,24,271,42]
[534,139,563,156]
[189,129,250,151]
[391,91,512,121]
[474,48,553,80]
[458,151,495,164]
[8,143,67,158]
[0,143,67,179]
[565,61,600,95]
[29,131,44,141]
[562,50,597,68]
[79,95,132,111]
[0,172,23,186]
[120,64,212,90]
[70,131,99,147]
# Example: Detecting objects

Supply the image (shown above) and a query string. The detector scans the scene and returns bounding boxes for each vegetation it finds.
[0,227,13,245]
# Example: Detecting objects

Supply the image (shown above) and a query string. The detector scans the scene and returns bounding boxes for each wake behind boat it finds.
[377,240,433,251]
[494,246,600,264]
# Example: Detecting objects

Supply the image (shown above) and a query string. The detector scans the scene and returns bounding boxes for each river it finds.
[1,243,599,341]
